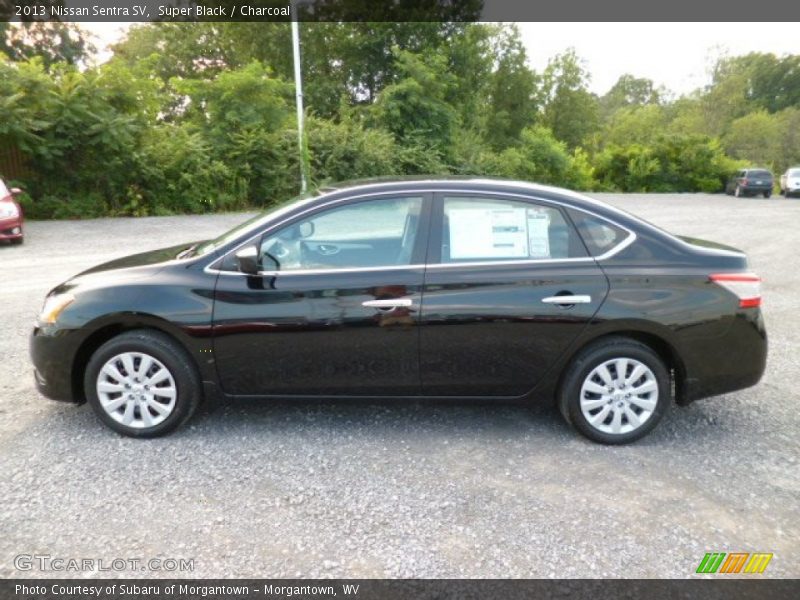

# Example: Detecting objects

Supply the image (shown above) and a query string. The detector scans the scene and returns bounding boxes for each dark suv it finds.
[725,169,774,198]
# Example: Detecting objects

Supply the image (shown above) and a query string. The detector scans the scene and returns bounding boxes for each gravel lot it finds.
[0,193,798,579]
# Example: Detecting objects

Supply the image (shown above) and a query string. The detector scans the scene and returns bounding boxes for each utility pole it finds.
[291,6,309,193]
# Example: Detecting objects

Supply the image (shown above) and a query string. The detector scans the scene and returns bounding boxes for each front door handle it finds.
[541,295,592,304]
[362,298,413,309]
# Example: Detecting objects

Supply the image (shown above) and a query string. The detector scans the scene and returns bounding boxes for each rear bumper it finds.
[680,309,767,404]
[784,186,800,196]
[741,185,773,194]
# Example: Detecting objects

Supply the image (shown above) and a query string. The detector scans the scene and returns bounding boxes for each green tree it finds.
[600,74,662,121]
[371,48,458,165]
[483,24,539,149]
[1,22,94,69]
[722,110,780,168]
[541,49,599,149]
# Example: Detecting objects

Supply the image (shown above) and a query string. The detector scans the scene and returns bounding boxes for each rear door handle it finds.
[541,295,592,304]
[362,298,413,309]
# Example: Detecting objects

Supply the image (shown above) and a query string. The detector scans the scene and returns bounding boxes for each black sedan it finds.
[30,179,767,443]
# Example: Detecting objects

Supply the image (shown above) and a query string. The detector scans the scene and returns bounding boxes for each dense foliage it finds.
[1,22,799,218]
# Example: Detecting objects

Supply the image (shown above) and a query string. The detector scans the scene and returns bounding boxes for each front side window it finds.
[440,196,587,262]
[258,196,424,271]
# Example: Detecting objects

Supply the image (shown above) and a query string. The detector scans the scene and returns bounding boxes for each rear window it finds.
[747,170,772,178]
[568,210,629,257]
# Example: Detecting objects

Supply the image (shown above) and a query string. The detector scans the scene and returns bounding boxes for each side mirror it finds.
[298,221,314,238]
[10,188,22,196]
[235,246,260,275]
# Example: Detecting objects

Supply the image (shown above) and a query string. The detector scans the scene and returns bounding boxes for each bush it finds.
[307,117,400,184]
[485,126,595,190]
[22,193,107,220]
[593,135,737,193]
[135,125,246,215]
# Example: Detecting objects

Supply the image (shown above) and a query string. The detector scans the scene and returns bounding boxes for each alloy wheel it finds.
[579,357,658,436]
[95,352,177,429]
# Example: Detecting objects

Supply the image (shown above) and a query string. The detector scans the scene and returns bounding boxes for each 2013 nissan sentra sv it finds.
[30,178,767,443]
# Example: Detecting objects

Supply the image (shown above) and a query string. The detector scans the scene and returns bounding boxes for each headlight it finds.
[38,293,75,325]
[0,202,18,219]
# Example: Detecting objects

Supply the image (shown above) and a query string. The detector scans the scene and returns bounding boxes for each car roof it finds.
[318,176,616,214]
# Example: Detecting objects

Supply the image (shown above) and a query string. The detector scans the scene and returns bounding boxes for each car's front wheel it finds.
[558,338,670,444]
[84,330,200,437]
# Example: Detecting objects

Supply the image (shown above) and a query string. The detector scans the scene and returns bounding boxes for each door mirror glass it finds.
[298,221,314,239]
[235,245,260,275]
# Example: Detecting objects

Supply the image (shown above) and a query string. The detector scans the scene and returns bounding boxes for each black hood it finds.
[49,242,206,296]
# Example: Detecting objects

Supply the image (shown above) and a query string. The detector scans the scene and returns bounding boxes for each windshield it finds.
[789,169,800,177]
[187,191,320,257]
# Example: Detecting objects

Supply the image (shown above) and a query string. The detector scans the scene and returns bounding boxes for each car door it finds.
[419,192,610,397]
[211,193,432,396]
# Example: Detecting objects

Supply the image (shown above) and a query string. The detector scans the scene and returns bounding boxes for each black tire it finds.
[10,237,23,245]
[558,337,671,444]
[84,330,201,437]
[763,191,771,198]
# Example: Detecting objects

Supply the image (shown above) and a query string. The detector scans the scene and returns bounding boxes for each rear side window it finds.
[440,196,587,262]
[568,209,629,257]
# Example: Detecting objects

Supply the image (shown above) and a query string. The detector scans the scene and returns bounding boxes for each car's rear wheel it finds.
[763,191,771,198]
[84,330,200,437]
[558,338,670,444]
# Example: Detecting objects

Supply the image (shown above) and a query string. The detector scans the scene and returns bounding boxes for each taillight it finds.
[742,178,748,185]
[709,273,761,308]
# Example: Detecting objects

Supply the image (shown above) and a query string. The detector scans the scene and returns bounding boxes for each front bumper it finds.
[0,215,23,240]
[30,325,82,403]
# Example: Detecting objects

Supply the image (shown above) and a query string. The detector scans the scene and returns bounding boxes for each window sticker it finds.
[526,209,551,258]
[449,207,529,259]
[447,203,554,260]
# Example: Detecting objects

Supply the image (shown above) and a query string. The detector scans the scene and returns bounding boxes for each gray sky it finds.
[83,22,800,97]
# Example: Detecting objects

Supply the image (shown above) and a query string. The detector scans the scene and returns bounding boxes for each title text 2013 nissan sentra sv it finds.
[30,179,767,443]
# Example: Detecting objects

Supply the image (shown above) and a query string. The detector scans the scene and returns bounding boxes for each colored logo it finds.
[696,552,773,574]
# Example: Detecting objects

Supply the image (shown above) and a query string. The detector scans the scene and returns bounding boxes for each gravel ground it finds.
[0,193,798,579]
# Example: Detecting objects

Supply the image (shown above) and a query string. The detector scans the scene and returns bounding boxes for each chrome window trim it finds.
[204,188,637,277]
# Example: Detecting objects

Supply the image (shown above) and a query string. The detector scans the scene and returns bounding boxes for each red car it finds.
[0,179,24,244]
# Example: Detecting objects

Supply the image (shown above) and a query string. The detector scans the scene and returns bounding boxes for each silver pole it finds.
[291,12,307,193]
